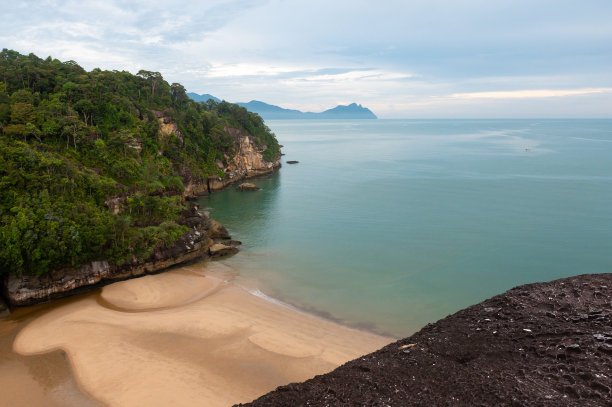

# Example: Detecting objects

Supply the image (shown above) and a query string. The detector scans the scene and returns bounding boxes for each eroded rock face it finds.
[181,127,280,198]
[208,127,281,192]
[182,179,209,199]
[151,112,280,199]
[2,205,222,307]
[152,109,183,143]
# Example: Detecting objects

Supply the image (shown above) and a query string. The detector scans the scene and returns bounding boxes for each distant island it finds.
[187,93,377,120]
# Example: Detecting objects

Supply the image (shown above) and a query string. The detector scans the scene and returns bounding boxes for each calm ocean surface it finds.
[198,119,612,337]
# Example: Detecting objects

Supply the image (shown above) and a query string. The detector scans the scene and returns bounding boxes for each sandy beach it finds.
[6,261,392,407]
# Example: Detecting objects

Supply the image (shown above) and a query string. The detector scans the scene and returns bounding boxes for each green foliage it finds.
[0,49,279,277]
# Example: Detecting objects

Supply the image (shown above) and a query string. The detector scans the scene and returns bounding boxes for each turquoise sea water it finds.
[198,119,612,337]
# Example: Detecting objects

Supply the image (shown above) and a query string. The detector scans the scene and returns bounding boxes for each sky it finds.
[1,0,611,118]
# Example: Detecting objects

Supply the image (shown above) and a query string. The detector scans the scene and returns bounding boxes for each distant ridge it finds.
[187,93,377,120]
[186,92,221,103]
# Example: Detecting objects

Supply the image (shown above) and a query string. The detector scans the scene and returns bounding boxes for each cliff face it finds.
[1,116,280,308]
[2,205,232,307]
[207,127,281,192]
[172,123,280,198]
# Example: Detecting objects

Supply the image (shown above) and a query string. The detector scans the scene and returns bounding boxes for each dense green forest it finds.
[0,49,279,277]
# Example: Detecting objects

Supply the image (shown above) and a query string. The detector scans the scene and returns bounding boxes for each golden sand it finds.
[11,262,392,407]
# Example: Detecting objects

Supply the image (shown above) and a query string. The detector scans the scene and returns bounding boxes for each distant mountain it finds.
[237,101,308,119]
[237,101,377,120]
[318,103,377,119]
[187,93,377,120]
[186,92,221,103]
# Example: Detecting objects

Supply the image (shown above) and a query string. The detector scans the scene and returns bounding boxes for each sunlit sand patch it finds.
[100,268,222,311]
[14,268,392,407]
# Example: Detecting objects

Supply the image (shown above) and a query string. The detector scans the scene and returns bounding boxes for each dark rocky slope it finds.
[240,273,612,406]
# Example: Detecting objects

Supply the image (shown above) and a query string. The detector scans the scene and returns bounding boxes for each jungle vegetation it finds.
[0,49,279,276]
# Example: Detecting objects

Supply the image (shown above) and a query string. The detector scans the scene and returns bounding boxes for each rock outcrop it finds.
[182,178,210,199]
[207,127,281,192]
[209,243,239,258]
[240,273,612,407]
[2,205,226,307]
[149,112,280,199]
[179,127,280,198]
[237,183,260,191]
[152,109,184,143]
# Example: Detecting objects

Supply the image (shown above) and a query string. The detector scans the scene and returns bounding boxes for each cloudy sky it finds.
[1,0,611,118]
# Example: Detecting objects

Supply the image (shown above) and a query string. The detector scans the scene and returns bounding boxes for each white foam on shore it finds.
[247,288,302,311]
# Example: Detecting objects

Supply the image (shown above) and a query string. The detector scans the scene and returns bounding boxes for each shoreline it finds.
[4,260,392,407]
[243,273,612,406]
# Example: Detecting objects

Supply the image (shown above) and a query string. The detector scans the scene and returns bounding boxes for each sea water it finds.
[198,119,612,337]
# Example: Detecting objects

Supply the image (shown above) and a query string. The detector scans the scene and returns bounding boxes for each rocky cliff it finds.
[241,273,612,406]
[1,109,280,308]
[2,204,233,307]
[207,127,281,192]
[159,115,281,198]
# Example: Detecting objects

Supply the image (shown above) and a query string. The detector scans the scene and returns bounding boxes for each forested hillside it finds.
[0,49,279,277]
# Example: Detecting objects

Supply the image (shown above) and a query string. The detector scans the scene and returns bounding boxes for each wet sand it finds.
[0,295,101,407]
[7,262,391,407]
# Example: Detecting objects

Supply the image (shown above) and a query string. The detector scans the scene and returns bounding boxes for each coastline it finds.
[3,260,392,407]
[243,273,612,406]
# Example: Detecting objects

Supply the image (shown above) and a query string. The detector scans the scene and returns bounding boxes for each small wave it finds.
[248,288,299,311]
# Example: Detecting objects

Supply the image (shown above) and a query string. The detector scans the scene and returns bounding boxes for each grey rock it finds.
[237,183,260,191]
[209,243,239,258]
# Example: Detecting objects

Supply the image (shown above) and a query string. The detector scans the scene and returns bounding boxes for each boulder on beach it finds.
[209,243,239,258]
[286,160,299,164]
[237,183,260,191]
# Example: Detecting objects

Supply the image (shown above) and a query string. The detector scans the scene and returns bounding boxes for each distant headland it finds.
[187,93,378,120]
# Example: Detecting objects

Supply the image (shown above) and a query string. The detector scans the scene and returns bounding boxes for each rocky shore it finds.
[1,115,281,309]
[206,127,281,192]
[241,273,612,406]
[1,205,232,307]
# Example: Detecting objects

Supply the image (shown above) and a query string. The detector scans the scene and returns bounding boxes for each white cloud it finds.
[1,1,612,117]
[203,63,311,78]
[450,88,612,100]
[288,70,413,83]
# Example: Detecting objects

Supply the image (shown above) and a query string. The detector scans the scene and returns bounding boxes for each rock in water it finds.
[237,183,260,191]
[209,243,239,258]
[209,219,231,240]
[286,160,299,164]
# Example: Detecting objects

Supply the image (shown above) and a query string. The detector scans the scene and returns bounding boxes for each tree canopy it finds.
[0,49,279,276]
